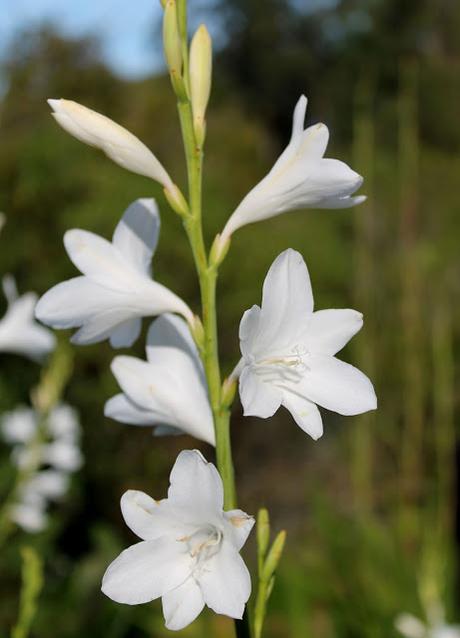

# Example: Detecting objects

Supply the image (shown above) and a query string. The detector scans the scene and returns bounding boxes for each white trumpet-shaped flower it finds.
[221,95,365,240]
[237,249,376,439]
[102,450,254,631]
[0,275,55,362]
[48,99,174,190]
[35,198,192,348]
[105,314,215,446]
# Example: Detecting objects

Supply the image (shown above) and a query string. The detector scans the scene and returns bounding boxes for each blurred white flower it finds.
[105,314,215,446]
[1,403,83,533]
[9,501,47,534]
[221,95,365,240]
[1,406,37,444]
[36,198,192,348]
[102,450,254,630]
[0,275,56,362]
[237,249,376,439]
[396,613,460,638]
[48,99,174,190]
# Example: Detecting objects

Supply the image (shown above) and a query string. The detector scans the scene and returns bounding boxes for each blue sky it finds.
[0,0,338,79]
[0,0,167,78]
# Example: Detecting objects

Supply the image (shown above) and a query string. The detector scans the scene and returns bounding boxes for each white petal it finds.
[101,537,191,605]
[290,94,308,142]
[199,540,251,619]
[146,314,199,366]
[110,352,214,445]
[297,122,330,161]
[112,198,160,274]
[162,577,205,631]
[304,354,377,415]
[306,309,363,356]
[109,318,142,348]
[168,450,223,520]
[48,99,173,188]
[300,158,363,206]
[281,393,323,440]
[239,305,261,358]
[64,229,141,291]
[104,394,158,426]
[239,367,282,418]
[223,510,255,551]
[254,249,313,355]
[121,490,188,541]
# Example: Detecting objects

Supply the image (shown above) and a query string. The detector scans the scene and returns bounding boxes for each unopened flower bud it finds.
[163,184,189,217]
[163,0,187,99]
[189,25,212,146]
[262,530,287,582]
[257,508,271,571]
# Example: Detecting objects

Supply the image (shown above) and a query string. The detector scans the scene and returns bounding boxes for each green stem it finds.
[177,97,237,511]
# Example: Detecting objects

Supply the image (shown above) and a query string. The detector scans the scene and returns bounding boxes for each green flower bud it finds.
[189,25,212,146]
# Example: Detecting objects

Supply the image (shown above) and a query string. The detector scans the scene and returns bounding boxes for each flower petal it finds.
[48,99,173,188]
[121,490,188,541]
[239,367,282,418]
[199,540,251,619]
[110,355,214,445]
[104,393,158,426]
[306,309,363,356]
[146,314,199,368]
[168,450,223,519]
[281,392,323,440]
[64,229,141,291]
[109,318,142,349]
[304,354,377,415]
[239,305,261,358]
[255,249,313,355]
[223,510,255,551]
[112,198,160,274]
[162,576,205,631]
[101,537,191,605]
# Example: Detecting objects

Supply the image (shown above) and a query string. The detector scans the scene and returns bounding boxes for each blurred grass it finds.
[0,12,458,638]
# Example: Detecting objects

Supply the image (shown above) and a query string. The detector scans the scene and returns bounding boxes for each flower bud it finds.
[163,0,187,99]
[262,530,287,582]
[189,25,212,146]
[257,508,271,572]
[163,184,189,217]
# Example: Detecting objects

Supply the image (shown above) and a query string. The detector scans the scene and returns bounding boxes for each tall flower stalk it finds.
[37,1,374,634]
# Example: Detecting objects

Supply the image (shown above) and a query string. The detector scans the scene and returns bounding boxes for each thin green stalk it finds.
[11,546,44,638]
[172,6,247,634]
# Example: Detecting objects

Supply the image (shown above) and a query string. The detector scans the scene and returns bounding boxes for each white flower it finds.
[1,406,37,444]
[35,198,192,348]
[9,501,47,533]
[102,450,254,631]
[0,275,56,362]
[105,314,215,446]
[237,249,376,439]
[396,613,460,638]
[48,99,174,190]
[221,95,365,240]
[42,440,83,472]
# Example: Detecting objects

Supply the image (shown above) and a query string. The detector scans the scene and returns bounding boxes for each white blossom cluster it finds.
[32,93,377,630]
[1,404,83,533]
